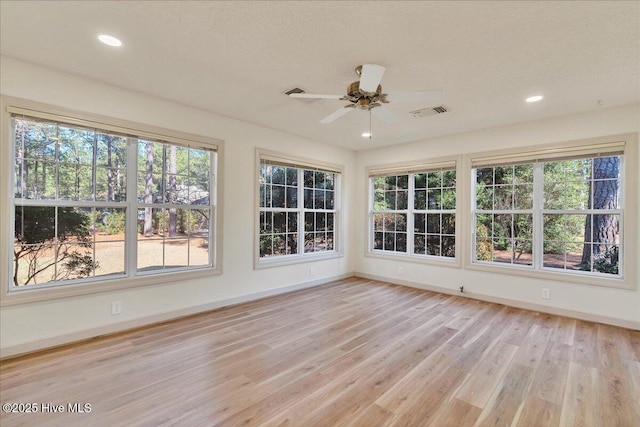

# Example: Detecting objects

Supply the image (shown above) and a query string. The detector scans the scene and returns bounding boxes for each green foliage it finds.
[591,246,619,274]
[103,211,126,235]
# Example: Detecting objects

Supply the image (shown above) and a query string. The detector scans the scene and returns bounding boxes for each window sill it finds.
[365,250,461,269]
[465,261,634,290]
[255,251,342,269]
[0,266,222,306]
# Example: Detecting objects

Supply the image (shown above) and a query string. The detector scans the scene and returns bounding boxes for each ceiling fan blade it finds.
[385,89,443,104]
[359,64,386,93]
[371,106,397,124]
[289,93,344,99]
[320,106,354,124]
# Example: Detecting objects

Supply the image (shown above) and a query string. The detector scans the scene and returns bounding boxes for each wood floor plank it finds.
[558,362,599,427]
[1,278,638,427]
[454,340,519,408]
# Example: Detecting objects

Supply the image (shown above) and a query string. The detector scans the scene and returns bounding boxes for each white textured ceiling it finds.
[1,1,639,150]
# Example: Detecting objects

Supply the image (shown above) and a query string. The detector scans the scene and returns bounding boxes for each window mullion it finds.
[407,174,414,255]
[533,162,544,271]
[297,168,304,255]
[125,137,139,277]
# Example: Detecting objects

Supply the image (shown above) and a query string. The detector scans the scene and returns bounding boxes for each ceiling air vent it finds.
[283,87,318,103]
[284,87,305,96]
[410,105,448,118]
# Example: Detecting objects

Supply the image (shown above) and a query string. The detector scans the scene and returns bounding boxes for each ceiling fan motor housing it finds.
[347,81,384,108]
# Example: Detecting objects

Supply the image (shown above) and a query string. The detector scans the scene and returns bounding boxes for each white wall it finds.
[355,104,640,326]
[0,57,356,356]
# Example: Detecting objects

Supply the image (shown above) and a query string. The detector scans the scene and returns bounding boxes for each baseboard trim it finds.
[354,272,640,331]
[0,272,354,360]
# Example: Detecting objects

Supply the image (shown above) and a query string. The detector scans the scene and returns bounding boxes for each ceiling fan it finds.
[288,64,443,127]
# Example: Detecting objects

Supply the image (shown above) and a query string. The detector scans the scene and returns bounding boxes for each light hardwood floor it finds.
[1,278,639,426]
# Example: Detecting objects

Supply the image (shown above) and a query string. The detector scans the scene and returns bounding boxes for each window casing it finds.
[3,99,221,301]
[368,161,458,263]
[257,152,341,267]
[470,138,633,286]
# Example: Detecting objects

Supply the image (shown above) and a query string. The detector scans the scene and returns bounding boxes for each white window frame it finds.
[465,134,637,289]
[255,149,343,269]
[0,97,224,305]
[365,156,461,268]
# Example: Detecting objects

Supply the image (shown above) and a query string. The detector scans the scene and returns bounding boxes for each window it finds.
[368,160,458,262]
[5,102,220,298]
[257,152,341,265]
[471,138,634,285]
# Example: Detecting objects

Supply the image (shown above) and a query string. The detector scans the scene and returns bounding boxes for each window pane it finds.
[442,188,456,210]
[513,184,532,210]
[272,185,285,208]
[396,233,407,252]
[24,160,56,199]
[260,235,273,257]
[374,232,383,250]
[272,166,286,185]
[414,234,426,255]
[442,170,456,187]
[476,168,493,186]
[314,189,325,209]
[260,211,272,234]
[414,190,426,210]
[442,236,455,258]
[273,212,287,233]
[442,214,455,235]
[286,167,297,186]
[427,171,441,188]
[304,233,314,253]
[95,167,126,202]
[426,235,440,256]
[513,240,532,266]
[315,212,327,231]
[304,212,314,232]
[287,234,298,254]
[397,190,408,210]
[476,238,493,261]
[426,214,440,233]
[494,185,513,210]
[476,184,493,210]
[285,186,297,209]
[273,234,286,256]
[414,213,425,233]
[427,189,441,209]
[58,126,94,165]
[395,214,407,232]
[304,189,313,209]
[374,213,384,231]
[493,166,513,185]
[384,191,396,210]
[287,212,298,233]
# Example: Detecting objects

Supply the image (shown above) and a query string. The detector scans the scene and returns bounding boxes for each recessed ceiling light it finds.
[526,95,543,103]
[98,34,122,47]
[362,132,372,138]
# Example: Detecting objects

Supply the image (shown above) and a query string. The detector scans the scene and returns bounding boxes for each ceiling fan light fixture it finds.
[525,95,543,103]
[362,132,372,138]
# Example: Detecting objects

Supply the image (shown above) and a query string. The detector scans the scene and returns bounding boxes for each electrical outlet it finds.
[309,267,315,277]
[541,288,550,299]
[111,301,122,315]
[398,266,404,276]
